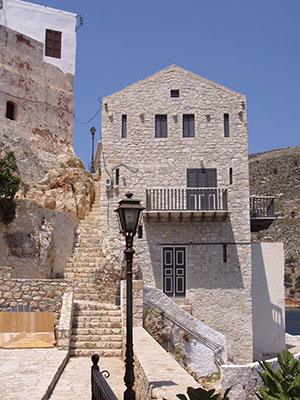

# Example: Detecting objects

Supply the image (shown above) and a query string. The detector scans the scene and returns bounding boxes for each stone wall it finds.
[221,351,300,400]
[1,0,77,75]
[0,199,78,279]
[57,290,74,349]
[0,25,74,182]
[143,285,227,378]
[100,65,252,363]
[120,280,143,328]
[0,278,73,329]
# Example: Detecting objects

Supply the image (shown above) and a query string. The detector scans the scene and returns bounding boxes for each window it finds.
[229,168,233,185]
[115,168,119,186]
[187,168,217,187]
[6,101,16,120]
[155,115,167,138]
[224,113,229,137]
[45,29,62,59]
[170,89,179,98]
[223,244,227,263]
[183,114,195,137]
[122,115,127,138]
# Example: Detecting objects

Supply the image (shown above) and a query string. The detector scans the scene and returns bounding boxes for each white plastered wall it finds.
[0,0,76,75]
[251,242,285,360]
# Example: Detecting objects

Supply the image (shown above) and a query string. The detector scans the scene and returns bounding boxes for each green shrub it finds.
[284,273,293,285]
[286,255,297,265]
[295,276,300,290]
[0,151,20,225]
[257,349,300,399]
[290,289,295,296]
[177,387,231,400]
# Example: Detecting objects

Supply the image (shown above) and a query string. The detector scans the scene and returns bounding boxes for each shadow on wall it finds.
[144,216,245,291]
[252,242,285,360]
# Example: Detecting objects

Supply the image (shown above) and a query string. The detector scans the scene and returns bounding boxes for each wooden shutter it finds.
[183,114,195,137]
[187,169,217,187]
[155,115,167,137]
[45,29,62,59]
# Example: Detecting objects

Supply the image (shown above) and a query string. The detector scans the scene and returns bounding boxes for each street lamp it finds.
[115,193,145,400]
[90,126,96,173]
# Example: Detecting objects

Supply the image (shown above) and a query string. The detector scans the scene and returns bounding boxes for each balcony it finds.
[250,196,275,232]
[145,188,228,221]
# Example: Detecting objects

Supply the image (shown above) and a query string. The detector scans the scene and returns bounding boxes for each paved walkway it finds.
[50,356,125,400]
[0,348,68,400]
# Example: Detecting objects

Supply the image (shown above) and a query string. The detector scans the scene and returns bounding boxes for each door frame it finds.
[161,245,187,297]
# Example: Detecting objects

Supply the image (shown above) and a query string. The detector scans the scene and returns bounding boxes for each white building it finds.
[0,0,77,75]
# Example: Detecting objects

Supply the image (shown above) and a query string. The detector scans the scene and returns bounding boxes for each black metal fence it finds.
[250,196,275,218]
[91,354,118,400]
[146,188,228,212]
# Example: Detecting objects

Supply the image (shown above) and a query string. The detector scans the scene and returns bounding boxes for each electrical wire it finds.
[74,96,102,124]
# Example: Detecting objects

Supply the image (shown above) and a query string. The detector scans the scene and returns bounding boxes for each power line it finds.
[74,96,102,124]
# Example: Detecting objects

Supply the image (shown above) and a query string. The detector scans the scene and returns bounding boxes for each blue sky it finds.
[24,0,300,168]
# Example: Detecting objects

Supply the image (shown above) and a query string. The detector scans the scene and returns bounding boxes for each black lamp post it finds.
[115,193,145,400]
[90,126,96,173]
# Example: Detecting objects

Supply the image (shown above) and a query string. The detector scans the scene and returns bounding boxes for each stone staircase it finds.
[64,183,122,357]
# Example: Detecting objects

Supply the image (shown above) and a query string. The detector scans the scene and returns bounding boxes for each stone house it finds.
[99,65,285,363]
[0,0,77,182]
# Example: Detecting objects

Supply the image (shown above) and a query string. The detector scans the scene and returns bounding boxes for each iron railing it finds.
[91,354,118,400]
[146,188,228,212]
[250,196,275,218]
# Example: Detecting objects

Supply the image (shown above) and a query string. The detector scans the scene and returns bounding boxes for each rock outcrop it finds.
[17,155,97,220]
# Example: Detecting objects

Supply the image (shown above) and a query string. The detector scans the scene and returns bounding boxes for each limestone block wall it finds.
[0,199,78,279]
[1,0,77,75]
[0,278,73,329]
[252,242,285,360]
[221,351,300,400]
[100,65,252,363]
[0,25,74,182]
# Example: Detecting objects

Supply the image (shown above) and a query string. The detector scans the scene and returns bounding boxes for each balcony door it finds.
[163,247,186,297]
[187,169,217,210]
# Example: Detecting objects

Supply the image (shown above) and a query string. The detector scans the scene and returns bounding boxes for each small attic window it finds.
[170,89,179,98]
[45,29,62,59]
[6,101,16,120]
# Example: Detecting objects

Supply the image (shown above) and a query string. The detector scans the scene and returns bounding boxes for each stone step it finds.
[71,334,122,342]
[70,348,122,357]
[73,313,121,321]
[73,309,121,317]
[70,341,122,349]
[72,327,122,335]
[73,320,121,329]
[64,274,97,280]
[75,301,119,311]
[73,244,102,249]
[74,293,113,302]
[67,256,104,262]
[67,257,104,268]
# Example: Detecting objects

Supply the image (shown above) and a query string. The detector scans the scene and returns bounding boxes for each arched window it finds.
[6,101,16,120]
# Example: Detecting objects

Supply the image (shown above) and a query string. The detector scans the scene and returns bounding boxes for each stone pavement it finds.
[0,348,68,400]
[50,356,125,400]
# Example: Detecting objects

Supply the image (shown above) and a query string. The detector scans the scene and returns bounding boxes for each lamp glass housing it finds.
[115,193,145,236]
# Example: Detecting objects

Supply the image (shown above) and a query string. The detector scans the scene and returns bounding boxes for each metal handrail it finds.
[250,196,275,218]
[91,354,118,400]
[144,298,225,368]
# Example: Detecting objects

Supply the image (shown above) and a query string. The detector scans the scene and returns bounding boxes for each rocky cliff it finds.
[249,146,300,301]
